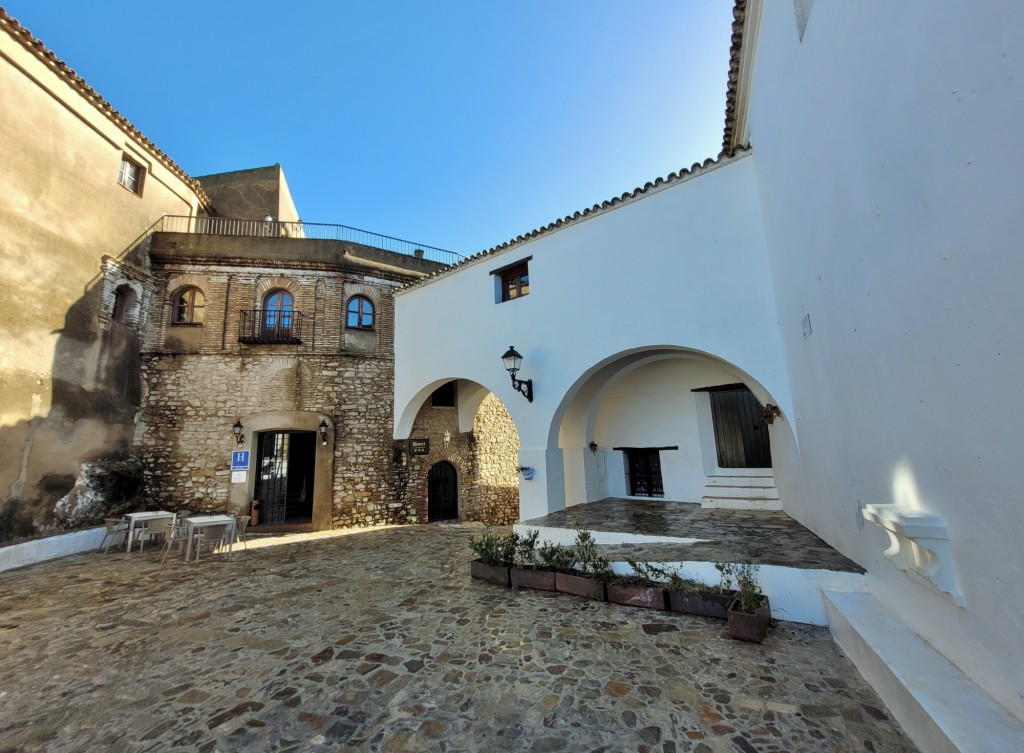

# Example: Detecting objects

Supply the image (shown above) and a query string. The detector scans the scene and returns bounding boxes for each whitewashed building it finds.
[394,1,1024,750]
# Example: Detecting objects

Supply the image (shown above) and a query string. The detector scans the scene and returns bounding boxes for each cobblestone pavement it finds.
[522,499,864,572]
[0,525,916,753]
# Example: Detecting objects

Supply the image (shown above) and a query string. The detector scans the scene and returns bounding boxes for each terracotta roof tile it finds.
[722,0,748,153]
[0,7,212,211]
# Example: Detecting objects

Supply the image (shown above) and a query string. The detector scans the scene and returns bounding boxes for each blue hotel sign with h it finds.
[231,451,250,471]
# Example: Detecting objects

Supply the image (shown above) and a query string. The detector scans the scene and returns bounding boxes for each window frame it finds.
[346,295,375,331]
[117,154,145,196]
[262,289,295,336]
[170,286,206,325]
[112,287,128,323]
[491,257,531,303]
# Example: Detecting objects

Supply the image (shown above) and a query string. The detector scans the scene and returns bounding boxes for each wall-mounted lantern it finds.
[393,448,408,467]
[232,420,245,445]
[588,441,598,454]
[517,465,535,480]
[501,345,533,402]
[442,429,451,449]
[319,418,329,446]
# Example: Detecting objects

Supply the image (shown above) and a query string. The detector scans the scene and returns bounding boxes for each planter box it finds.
[607,582,666,610]
[511,567,557,592]
[555,572,607,601]
[470,560,511,588]
[727,597,772,643]
[668,590,737,620]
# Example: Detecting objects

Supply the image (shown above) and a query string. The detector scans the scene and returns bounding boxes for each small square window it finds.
[492,258,531,303]
[431,382,456,407]
[118,155,145,195]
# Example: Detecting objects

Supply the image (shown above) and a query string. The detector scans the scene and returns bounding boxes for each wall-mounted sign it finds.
[231,450,250,471]
[409,438,430,456]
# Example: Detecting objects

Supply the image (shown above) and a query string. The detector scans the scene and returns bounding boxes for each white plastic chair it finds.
[234,515,251,549]
[159,521,190,563]
[98,517,128,553]
[191,524,229,562]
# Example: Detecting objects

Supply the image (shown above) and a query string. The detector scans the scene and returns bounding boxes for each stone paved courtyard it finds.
[0,525,918,752]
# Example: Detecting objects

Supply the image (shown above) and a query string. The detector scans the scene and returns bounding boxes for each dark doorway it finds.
[709,385,772,468]
[427,461,458,521]
[625,449,665,497]
[254,431,316,524]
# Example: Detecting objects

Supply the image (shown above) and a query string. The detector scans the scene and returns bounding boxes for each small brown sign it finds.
[409,438,430,456]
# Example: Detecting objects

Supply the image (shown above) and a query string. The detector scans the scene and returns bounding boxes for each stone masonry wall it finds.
[137,352,412,526]
[398,391,519,525]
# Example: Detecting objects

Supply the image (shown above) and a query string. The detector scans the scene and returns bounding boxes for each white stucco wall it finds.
[395,154,786,519]
[746,1,1024,721]
[594,358,746,502]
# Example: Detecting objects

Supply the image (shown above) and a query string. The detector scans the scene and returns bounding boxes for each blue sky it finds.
[12,2,734,255]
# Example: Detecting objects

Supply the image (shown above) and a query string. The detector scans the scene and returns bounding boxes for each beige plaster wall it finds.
[0,28,203,524]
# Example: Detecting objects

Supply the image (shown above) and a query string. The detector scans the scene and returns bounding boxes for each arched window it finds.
[346,295,374,330]
[171,286,205,324]
[262,289,294,337]
[111,285,135,323]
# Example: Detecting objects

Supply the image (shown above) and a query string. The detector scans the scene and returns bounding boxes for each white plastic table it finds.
[183,515,236,561]
[124,511,175,553]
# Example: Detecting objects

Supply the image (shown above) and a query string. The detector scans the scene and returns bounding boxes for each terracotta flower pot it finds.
[607,582,666,610]
[511,567,557,592]
[726,596,771,643]
[668,590,737,620]
[555,571,607,601]
[470,560,511,587]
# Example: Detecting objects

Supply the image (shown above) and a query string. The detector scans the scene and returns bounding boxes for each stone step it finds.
[824,590,1024,753]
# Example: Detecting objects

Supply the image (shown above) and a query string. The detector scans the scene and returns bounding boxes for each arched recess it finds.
[549,345,792,507]
[228,410,335,530]
[395,378,502,440]
[396,378,522,526]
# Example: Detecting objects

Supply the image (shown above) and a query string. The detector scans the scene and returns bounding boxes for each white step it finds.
[705,474,775,488]
[700,495,783,511]
[824,590,1024,753]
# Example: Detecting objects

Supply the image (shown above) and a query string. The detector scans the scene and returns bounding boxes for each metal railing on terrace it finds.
[156,215,463,266]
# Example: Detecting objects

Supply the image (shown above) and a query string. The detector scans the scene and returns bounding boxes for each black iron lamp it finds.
[501,345,533,402]
[319,419,329,446]
[232,420,244,445]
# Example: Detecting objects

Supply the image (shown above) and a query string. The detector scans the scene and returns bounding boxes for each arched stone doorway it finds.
[427,460,458,521]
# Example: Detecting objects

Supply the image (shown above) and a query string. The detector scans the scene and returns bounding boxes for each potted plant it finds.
[510,529,557,592]
[606,559,667,610]
[554,528,610,601]
[726,563,771,643]
[469,530,517,587]
[664,563,737,620]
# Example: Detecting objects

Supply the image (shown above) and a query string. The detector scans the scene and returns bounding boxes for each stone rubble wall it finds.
[398,391,519,525]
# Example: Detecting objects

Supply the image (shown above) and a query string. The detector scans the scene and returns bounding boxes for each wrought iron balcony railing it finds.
[156,215,463,266]
[238,309,305,344]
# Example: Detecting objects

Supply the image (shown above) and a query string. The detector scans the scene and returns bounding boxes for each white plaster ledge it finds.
[862,504,964,606]
[824,590,1024,753]
[0,527,106,572]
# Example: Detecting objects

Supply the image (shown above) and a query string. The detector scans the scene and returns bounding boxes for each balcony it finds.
[155,215,463,266]
[238,309,305,344]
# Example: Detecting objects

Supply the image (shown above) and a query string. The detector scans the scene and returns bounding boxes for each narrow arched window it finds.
[346,295,374,330]
[172,286,206,324]
[262,289,294,337]
[111,285,135,323]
